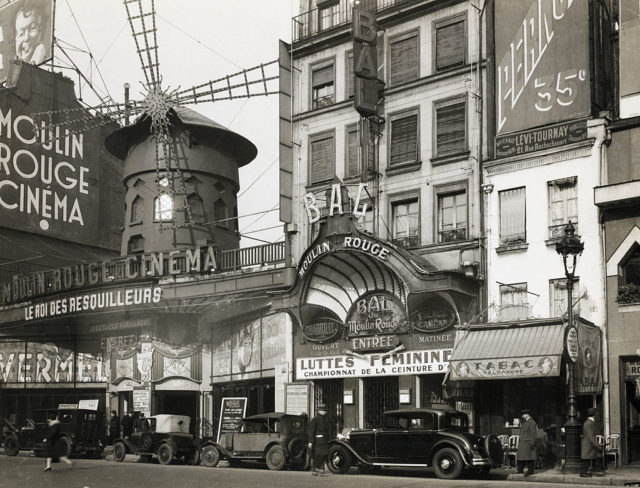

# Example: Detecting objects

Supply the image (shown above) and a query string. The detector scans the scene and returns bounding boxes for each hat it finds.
[111,410,117,415]
[520,409,531,415]
[317,403,327,410]
[587,407,598,416]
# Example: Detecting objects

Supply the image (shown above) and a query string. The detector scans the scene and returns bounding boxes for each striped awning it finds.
[449,324,565,380]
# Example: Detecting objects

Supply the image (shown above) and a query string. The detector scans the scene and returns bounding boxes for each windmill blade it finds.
[124,0,161,89]
[173,59,280,106]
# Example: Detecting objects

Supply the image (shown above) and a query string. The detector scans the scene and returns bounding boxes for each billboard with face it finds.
[495,0,590,135]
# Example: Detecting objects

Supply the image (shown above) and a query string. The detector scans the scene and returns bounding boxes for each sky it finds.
[52,0,294,247]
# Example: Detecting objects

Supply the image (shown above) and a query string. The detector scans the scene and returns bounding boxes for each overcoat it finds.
[581,418,602,460]
[308,414,330,458]
[44,422,60,459]
[516,417,538,461]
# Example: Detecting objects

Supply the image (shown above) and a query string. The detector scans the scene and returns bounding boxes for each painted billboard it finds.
[0,0,53,81]
[495,0,590,135]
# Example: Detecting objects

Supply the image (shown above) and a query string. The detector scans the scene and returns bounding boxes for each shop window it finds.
[187,193,205,224]
[434,14,466,72]
[499,187,526,245]
[437,189,467,243]
[499,282,529,321]
[127,235,145,255]
[391,197,419,248]
[311,59,335,109]
[308,130,335,185]
[549,277,581,317]
[153,193,173,221]
[389,30,419,87]
[318,0,339,31]
[130,195,144,224]
[548,177,578,239]
[389,109,419,167]
[434,97,466,157]
[346,50,354,100]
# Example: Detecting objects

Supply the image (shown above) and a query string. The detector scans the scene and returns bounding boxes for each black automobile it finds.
[326,407,503,480]
[198,412,308,471]
[3,416,48,456]
[113,414,198,465]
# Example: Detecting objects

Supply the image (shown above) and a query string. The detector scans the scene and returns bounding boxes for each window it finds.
[499,187,526,245]
[499,283,529,321]
[435,97,466,157]
[438,190,467,243]
[550,278,581,317]
[309,130,335,185]
[391,197,419,248]
[346,50,354,100]
[434,14,466,71]
[130,195,144,223]
[311,60,335,109]
[548,177,578,238]
[623,246,640,286]
[345,123,374,179]
[127,235,145,254]
[389,30,419,87]
[154,193,173,221]
[187,194,205,224]
[389,109,418,167]
[318,0,339,31]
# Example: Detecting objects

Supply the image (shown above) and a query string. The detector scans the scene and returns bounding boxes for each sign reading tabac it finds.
[495,0,590,136]
[450,355,559,380]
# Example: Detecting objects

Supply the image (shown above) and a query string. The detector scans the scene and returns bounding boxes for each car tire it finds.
[113,441,127,462]
[433,447,464,480]
[266,444,286,471]
[55,436,72,458]
[157,443,173,465]
[141,433,154,451]
[327,445,352,474]
[358,464,381,475]
[3,436,19,456]
[201,445,220,468]
[187,446,200,465]
[287,438,306,463]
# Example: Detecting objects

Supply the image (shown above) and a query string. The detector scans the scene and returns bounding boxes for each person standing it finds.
[108,410,120,444]
[581,407,603,477]
[307,403,330,476]
[121,410,134,440]
[516,409,537,476]
[43,416,73,472]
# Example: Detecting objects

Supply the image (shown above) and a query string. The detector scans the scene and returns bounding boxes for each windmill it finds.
[29,0,288,252]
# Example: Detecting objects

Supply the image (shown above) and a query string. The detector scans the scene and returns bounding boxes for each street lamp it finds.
[555,221,584,474]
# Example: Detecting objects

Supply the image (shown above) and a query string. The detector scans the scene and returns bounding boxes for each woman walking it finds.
[43,416,73,472]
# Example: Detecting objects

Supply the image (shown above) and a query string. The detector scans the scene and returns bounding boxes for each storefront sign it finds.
[23,286,162,321]
[350,335,399,352]
[303,182,369,224]
[78,399,99,411]
[450,355,560,380]
[566,326,579,363]
[346,293,407,337]
[302,319,342,343]
[285,383,309,415]
[295,349,451,380]
[626,361,640,377]
[495,119,587,158]
[409,307,456,333]
[217,397,247,442]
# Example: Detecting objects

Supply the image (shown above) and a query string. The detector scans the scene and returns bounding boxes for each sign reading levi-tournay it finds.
[495,0,590,136]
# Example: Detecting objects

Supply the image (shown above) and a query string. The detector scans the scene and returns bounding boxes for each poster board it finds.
[217,397,247,442]
[133,389,150,416]
[285,383,309,415]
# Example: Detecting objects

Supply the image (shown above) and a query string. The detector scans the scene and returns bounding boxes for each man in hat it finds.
[517,409,537,476]
[121,410,135,440]
[308,403,331,476]
[581,407,603,477]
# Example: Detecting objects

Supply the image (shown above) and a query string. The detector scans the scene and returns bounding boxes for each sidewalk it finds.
[492,465,640,486]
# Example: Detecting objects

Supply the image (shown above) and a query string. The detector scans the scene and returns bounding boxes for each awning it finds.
[449,324,565,380]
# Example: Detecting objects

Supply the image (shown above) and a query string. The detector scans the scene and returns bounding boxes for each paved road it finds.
[0,453,604,488]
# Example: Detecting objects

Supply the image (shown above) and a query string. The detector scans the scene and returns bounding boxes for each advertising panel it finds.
[0,0,53,81]
[495,0,590,136]
[576,322,602,394]
[217,397,247,442]
[449,354,560,380]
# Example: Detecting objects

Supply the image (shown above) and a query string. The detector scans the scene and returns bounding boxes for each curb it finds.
[503,472,640,486]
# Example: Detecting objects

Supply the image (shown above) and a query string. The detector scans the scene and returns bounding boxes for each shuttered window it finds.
[499,187,526,244]
[312,61,334,109]
[346,51,354,99]
[435,16,465,71]
[309,131,335,185]
[389,111,418,166]
[389,31,419,87]
[436,100,466,156]
[346,125,359,178]
[548,178,578,238]
[500,283,529,321]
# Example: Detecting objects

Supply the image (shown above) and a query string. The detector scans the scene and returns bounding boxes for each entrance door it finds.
[626,380,640,463]
[314,379,343,438]
[363,377,399,429]
[155,391,198,433]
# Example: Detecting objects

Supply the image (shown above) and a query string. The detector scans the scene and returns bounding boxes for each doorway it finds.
[155,391,198,432]
[363,376,398,429]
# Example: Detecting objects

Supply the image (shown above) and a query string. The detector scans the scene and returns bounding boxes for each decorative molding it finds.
[485,144,592,176]
[607,226,640,276]
[617,303,640,313]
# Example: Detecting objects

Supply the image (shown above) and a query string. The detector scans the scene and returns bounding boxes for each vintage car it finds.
[6,406,104,458]
[113,414,199,465]
[198,412,308,470]
[326,408,503,480]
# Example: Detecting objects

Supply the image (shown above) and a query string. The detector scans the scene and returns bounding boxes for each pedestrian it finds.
[43,416,73,472]
[121,410,134,440]
[109,410,120,444]
[516,409,537,476]
[307,403,330,476]
[581,407,603,477]
[535,420,548,469]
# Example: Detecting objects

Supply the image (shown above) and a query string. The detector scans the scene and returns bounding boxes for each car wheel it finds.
[433,447,464,480]
[55,436,72,458]
[358,464,381,475]
[3,436,19,456]
[157,443,173,465]
[266,445,286,471]
[287,438,306,463]
[113,441,127,462]
[187,446,200,466]
[141,433,154,451]
[201,445,220,467]
[327,445,352,474]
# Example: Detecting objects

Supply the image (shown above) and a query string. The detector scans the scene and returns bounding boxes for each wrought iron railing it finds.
[217,242,285,271]
[438,227,467,243]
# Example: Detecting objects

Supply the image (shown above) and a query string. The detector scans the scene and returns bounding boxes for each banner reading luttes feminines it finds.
[495,0,590,135]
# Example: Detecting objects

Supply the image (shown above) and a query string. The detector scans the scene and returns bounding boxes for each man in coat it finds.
[108,410,120,445]
[581,407,603,477]
[516,409,537,476]
[121,410,135,440]
[307,403,330,476]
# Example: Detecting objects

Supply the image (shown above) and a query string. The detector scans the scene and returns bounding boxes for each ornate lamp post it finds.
[555,221,584,474]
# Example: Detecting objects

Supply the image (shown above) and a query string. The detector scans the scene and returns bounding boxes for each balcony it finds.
[392,235,419,249]
[438,227,467,243]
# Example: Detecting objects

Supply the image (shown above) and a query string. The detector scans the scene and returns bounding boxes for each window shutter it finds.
[346,52,354,99]
[436,102,465,156]
[310,135,334,184]
[500,188,526,242]
[390,114,418,166]
[313,65,333,88]
[436,20,465,71]
[390,34,418,86]
[346,128,359,178]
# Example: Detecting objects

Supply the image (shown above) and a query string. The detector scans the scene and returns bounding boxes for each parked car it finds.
[112,414,199,465]
[3,415,48,456]
[198,412,308,471]
[326,407,503,480]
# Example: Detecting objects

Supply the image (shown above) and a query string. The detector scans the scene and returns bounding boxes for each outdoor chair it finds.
[507,435,519,468]
[497,434,509,467]
[605,434,620,468]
